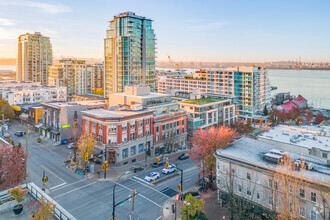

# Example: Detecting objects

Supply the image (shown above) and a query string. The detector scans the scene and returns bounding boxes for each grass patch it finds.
[180,97,224,105]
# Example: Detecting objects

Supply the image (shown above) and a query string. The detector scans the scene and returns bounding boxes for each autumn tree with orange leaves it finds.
[0,143,29,190]
[190,126,237,187]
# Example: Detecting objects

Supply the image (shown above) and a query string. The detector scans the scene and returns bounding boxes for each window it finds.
[246,187,251,196]
[217,161,220,170]
[237,184,242,193]
[274,181,278,190]
[162,125,165,130]
[138,144,144,153]
[122,149,128,158]
[177,121,179,126]
[237,169,242,177]
[256,174,260,184]
[166,124,169,129]
[156,126,159,132]
[247,172,251,180]
[268,196,273,205]
[311,192,316,203]
[182,120,185,125]
[182,128,184,133]
[131,146,136,155]
[300,189,305,199]
[300,207,305,217]
[256,191,260,200]
[310,210,317,220]
[221,179,226,188]
[268,179,273,188]
[322,152,327,158]
[131,133,135,140]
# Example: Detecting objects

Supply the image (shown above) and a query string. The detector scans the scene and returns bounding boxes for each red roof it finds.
[294,96,307,104]
[280,101,298,112]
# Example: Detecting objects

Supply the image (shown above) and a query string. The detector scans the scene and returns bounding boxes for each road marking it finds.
[130,178,170,198]
[155,216,162,220]
[41,165,66,184]
[182,164,188,167]
[54,182,97,199]
[117,183,161,208]
[132,176,150,186]
[50,183,66,190]
[184,178,191,182]
[51,179,87,191]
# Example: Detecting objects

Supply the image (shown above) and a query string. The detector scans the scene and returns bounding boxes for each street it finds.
[5,120,199,220]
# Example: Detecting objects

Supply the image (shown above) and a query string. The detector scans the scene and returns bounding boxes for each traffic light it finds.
[166,161,169,169]
[85,154,88,162]
[175,194,180,201]
[106,163,109,171]
[178,184,181,192]
[43,176,48,185]
[172,204,175,213]
[102,164,105,170]
[133,189,137,198]
[157,157,160,164]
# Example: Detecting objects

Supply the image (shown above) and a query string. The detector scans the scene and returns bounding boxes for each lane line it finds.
[130,178,170,198]
[117,183,161,208]
[184,178,192,183]
[52,179,87,191]
[182,164,188,167]
[155,216,162,220]
[50,183,66,190]
[132,176,150,187]
[41,165,66,184]
[54,182,97,199]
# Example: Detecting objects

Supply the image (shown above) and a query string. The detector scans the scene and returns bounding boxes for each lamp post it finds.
[112,171,130,220]
[183,201,191,220]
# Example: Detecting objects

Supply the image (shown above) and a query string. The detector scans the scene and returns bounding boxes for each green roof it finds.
[180,97,224,105]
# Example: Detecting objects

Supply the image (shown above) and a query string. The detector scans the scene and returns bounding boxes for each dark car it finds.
[152,160,164,168]
[178,153,189,160]
[15,131,25,137]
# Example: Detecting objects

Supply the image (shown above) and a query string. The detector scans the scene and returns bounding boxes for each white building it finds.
[0,81,67,105]
[215,137,329,220]
[158,66,271,119]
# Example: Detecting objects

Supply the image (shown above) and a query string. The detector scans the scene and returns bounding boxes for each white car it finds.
[68,143,76,149]
[162,164,177,174]
[144,172,160,182]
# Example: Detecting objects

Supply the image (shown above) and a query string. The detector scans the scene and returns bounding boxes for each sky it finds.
[0,0,329,62]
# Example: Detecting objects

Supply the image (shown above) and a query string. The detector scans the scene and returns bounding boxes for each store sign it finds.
[62,124,71,128]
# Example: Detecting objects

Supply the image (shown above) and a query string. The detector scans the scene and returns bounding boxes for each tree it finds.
[0,98,15,119]
[305,110,313,123]
[181,193,205,219]
[314,113,325,125]
[190,126,237,187]
[263,106,269,116]
[288,108,301,121]
[8,186,28,204]
[268,109,288,125]
[29,199,55,220]
[230,119,254,135]
[77,134,96,164]
[0,143,28,190]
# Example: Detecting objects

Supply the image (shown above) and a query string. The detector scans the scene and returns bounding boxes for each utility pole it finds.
[132,189,136,220]
[1,114,4,137]
[25,125,29,173]
[177,167,184,200]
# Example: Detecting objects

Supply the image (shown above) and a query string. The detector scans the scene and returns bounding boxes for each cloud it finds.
[0,18,16,26]
[0,0,71,14]
[187,22,227,31]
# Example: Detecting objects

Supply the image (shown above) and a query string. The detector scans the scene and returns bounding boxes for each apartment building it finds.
[48,59,92,97]
[41,101,106,144]
[0,81,66,105]
[104,12,156,96]
[215,137,329,220]
[179,97,236,135]
[91,63,104,93]
[158,66,271,119]
[17,32,52,85]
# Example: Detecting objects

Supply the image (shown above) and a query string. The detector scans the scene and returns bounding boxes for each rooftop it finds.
[294,96,307,104]
[215,137,330,183]
[81,108,154,120]
[258,125,330,152]
[111,92,170,99]
[42,100,105,108]
[279,101,298,112]
[180,97,225,105]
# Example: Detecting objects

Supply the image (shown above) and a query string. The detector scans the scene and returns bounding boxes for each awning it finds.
[35,123,43,128]
[50,129,60,135]
[19,114,28,120]
[12,105,21,111]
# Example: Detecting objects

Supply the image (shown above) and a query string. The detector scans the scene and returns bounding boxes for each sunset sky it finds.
[0,0,329,62]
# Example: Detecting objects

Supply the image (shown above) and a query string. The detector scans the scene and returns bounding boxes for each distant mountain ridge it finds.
[0,59,16,65]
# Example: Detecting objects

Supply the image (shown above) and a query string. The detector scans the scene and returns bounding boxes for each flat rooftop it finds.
[81,108,154,119]
[180,97,227,105]
[258,125,330,152]
[111,92,171,99]
[42,100,105,108]
[215,137,330,183]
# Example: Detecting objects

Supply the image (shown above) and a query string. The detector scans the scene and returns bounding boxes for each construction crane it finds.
[168,56,179,71]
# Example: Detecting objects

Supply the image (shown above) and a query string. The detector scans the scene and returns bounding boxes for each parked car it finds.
[144,172,160,182]
[152,160,164,168]
[162,164,177,174]
[15,131,25,137]
[178,153,189,160]
[68,143,77,149]
[4,133,10,138]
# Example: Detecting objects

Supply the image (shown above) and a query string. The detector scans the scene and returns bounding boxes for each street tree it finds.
[263,106,269,116]
[268,109,288,125]
[0,143,28,190]
[305,110,313,123]
[181,193,205,219]
[77,133,96,163]
[288,108,301,121]
[230,119,254,135]
[314,113,325,125]
[190,126,237,187]
[0,98,15,119]
[29,199,55,220]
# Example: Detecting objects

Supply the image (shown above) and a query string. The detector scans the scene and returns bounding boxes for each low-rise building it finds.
[179,97,236,135]
[215,137,329,220]
[41,100,106,144]
[257,125,330,165]
[0,81,66,105]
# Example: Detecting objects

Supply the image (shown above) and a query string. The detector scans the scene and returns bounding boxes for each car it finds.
[178,153,189,160]
[4,133,10,138]
[162,164,177,174]
[68,143,77,149]
[3,124,8,130]
[144,172,160,182]
[152,160,164,168]
[15,131,25,137]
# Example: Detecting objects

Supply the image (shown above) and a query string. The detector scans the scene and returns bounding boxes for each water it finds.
[268,69,330,109]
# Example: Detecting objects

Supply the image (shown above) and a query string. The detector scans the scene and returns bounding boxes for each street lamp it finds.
[183,201,191,220]
[112,171,130,220]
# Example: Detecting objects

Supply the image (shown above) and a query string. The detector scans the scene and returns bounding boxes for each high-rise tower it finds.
[104,12,156,97]
[17,32,52,85]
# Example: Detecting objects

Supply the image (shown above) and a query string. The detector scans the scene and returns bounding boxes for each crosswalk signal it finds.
[157,157,160,164]
[166,161,169,169]
[106,163,109,171]
[175,194,180,201]
[133,189,137,198]
[85,154,88,162]
[172,204,175,213]
[43,176,48,185]
[102,164,105,170]
[178,184,181,192]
